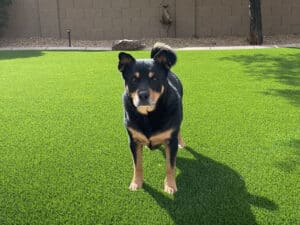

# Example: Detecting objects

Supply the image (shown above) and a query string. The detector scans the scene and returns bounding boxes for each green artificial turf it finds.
[0,48,299,225]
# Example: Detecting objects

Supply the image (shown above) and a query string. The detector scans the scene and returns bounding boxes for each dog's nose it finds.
[138,90,149,101]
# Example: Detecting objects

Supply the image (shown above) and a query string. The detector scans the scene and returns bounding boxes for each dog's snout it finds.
[138,90,149,101]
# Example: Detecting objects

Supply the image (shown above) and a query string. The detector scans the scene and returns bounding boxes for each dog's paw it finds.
[164,179,177,194]
[129,180,143,191]
[178,143,185,149]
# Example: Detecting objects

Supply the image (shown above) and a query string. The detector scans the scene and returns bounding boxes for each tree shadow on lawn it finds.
[0,50,44,60]
[221,50,300,107]
[274,139,300,173]
[144,147,277,225]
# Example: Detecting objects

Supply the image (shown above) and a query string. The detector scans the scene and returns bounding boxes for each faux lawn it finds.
[0,48,299,225]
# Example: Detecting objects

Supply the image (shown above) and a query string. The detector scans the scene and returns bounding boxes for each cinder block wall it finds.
[4,0,176,39]
[262,0,300,35]
[58,0,176,40]
[195,0,249,37]
[3,0,300,40]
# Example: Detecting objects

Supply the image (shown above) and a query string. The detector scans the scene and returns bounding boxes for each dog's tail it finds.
[150,42,177,68]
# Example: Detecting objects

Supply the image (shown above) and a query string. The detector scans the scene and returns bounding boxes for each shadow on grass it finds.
[221,50,300,107]
[144,147,277,225]
[0,50,44,60]
[274,139,300,173]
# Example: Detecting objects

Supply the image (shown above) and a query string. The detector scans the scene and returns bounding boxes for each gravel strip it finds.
[0,34,299,49]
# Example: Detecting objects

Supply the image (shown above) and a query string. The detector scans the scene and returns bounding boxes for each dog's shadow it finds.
[144,146,277,225]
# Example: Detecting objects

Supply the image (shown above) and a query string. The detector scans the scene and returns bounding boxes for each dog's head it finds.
[118,43,176,115]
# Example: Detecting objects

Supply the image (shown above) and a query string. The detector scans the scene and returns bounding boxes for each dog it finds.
[117,43,185,194]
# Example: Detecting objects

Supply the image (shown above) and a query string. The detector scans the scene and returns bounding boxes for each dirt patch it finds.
[0,34,299,49]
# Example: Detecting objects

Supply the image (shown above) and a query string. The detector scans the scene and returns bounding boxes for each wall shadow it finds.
[0,50,44,60]
[221,49,300,107]
[144,147,277,225]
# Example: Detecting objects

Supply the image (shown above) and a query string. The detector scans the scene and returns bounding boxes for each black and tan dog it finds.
[117,43,185,194]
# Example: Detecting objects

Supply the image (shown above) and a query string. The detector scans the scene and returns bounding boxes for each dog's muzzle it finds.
[133,90,157,114]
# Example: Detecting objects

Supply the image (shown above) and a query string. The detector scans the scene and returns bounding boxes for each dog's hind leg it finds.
[164,138,178,194]
[178,132,185,149]
[129,141,144,191]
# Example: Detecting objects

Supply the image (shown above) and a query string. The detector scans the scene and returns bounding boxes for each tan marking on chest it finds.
[149,129,174,146]
[128,127,174,146]
[128,127,149,145]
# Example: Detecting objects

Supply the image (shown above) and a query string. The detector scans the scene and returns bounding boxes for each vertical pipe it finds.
[67,30,71,47]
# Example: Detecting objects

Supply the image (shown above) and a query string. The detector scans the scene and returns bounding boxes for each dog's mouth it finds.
[134,100,157,115]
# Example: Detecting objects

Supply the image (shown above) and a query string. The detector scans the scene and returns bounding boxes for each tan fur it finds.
[129,86,164,115]
[128,127,174,147]
[137,105,155,115]
[178,132,185,148]
[129,143,143,190]
[149,72,155,78]
[131,91,139,107]
[149,86,164,103]
[149,129,174,146]
[127,127,149,145]
[164,145,177,193]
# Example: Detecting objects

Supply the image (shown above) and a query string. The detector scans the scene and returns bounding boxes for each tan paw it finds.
[178,143,185,149]
[178,134,185,149]
[164,180,177,194]
[129,180,143,191]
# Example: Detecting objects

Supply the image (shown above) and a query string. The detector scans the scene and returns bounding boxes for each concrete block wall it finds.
[4,0,176,40]
[262,0,300,35]
[2,0,300,39]
[195,0,248,37]
[4,0,41,37]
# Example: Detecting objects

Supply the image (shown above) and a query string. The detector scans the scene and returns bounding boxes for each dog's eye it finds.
[132,77,138,83]
[151,76,157,81]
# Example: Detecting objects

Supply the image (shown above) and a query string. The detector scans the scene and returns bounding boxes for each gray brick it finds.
[291,6,300,15]
[271,5,292,16]
[103,27,123,39]
[93,0,111,9]
[102,7,122,19]
[38,0,58,10]
[130,0,150,8]
[122,7,141,18]
[94,18,113,30]
[291,24,300,34]
[66,9,85,19]
[59,0,74,9]
[74,0,93,9]
[111,0,130,8]
[86,29,104,40]
[196,6,212,17]
[212,6,231,16]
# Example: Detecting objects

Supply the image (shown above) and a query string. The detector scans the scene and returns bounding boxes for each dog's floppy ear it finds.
[118,52,135,72]
[151,42,176,70]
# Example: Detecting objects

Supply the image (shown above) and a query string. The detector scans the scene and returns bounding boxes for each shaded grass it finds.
[0,48,299,224]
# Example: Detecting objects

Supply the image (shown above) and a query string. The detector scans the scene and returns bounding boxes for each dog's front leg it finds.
[164,137,178,194]
[129,140,143,191]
